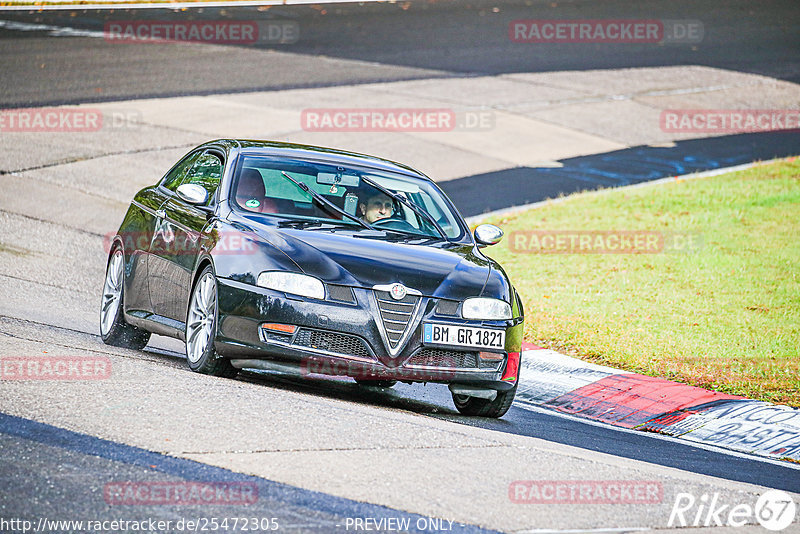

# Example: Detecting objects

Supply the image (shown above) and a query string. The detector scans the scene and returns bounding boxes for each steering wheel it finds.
[370,216,417,232]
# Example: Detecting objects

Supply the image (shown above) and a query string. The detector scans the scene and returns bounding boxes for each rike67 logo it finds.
[669,490,796,530]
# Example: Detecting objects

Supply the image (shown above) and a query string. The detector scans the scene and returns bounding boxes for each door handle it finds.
[156,209,166,218]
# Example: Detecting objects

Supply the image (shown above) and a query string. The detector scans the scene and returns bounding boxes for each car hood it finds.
[254,224,493,299]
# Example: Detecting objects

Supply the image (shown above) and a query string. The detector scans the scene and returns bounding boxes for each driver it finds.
[359,191,394,223]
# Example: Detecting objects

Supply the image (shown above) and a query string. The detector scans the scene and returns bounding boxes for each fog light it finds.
[261,323,297,335]
[479,351,504,361]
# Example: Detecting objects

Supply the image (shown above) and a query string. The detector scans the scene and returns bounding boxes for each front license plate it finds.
[423,323,505,349]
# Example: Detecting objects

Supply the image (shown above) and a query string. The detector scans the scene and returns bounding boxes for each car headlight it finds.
[257,272,325,300]
[461,297,512,320]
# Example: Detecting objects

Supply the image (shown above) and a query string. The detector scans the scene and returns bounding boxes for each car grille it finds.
[407,349,478,368]
[293,329,372,359]
[374,290,419,350]
[406,349,503,371]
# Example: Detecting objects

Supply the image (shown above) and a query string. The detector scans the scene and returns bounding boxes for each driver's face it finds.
[360,195,393,223]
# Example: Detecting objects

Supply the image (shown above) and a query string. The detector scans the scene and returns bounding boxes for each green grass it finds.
[482,158,800,406]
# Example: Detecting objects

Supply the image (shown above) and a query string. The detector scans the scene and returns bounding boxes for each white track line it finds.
[0,19,106,36]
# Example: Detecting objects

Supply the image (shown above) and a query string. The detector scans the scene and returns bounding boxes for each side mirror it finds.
[176,183,209,206]
[473,224,504,247]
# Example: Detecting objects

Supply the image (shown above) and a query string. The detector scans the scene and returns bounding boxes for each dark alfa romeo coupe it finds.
[101,140,524,417]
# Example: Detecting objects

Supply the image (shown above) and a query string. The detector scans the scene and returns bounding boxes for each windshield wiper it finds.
[278,219,360,231]
[280,171,374,231]
[359,175,448,240]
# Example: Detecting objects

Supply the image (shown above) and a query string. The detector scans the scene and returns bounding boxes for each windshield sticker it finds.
[245,199,261,208]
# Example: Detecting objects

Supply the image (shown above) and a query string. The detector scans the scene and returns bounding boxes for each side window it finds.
[184,152,223,203]
[161,152,201,192]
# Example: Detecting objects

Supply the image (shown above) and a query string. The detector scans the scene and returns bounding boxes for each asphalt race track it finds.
[0,412,494,534]
[1,0,800,532]
[445,130,800,216]
[1,0,799,107]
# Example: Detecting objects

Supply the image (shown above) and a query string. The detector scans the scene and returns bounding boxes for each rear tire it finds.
[185,266,238,378]
[100,248,151,350]
[452,384,517,418]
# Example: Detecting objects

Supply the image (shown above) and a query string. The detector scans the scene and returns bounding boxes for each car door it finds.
[149,150,224,324]
[146,150,203,322]
[119,188,164,316]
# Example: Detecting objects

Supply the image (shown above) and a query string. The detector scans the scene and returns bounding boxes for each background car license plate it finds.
[423,323,505,349]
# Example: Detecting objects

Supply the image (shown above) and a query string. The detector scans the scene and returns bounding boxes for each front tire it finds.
[452,384,517,418]
[100,248,151,350]
[185,266,238,378]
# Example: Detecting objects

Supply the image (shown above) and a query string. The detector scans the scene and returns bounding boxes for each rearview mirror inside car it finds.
[317,172,360,188]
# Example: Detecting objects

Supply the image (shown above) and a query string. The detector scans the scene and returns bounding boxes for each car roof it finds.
[207,139,432,182]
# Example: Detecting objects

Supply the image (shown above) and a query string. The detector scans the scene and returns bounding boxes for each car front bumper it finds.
[214,277,523,389]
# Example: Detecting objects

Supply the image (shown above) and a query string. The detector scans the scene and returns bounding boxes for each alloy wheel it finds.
[186,272,217,363]
[100,250,124,336]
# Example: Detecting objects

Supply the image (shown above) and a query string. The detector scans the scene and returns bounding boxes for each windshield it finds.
[230,155,464,239]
